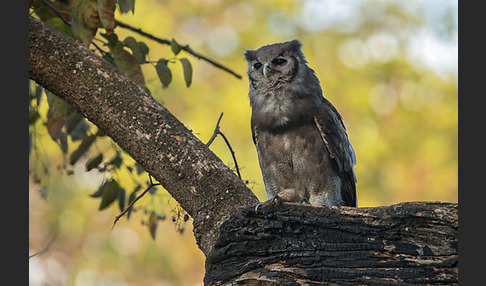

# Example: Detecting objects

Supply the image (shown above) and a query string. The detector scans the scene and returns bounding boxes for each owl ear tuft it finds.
[287,39,302,52]
[285,39,306,63]
[244,49,257,62]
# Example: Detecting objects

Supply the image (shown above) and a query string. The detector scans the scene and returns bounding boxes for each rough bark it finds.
[28,15,259,256]
[205,201,458,285]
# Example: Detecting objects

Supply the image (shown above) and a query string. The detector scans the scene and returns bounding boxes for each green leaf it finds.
[149,185,158,195]
[59,131,69,154]
[86,153,103,171]
[148,211,158,239]
[127,184,141,219]
[106,151,123,168]
[118,0,135,14]
[46,108,65,141]
[100,32,119,48]
[65,112,82,132]
[122,36,137,50]
[171,39,182,56]
[117,188,126,212]
[69,134,97,165]
[71,0,100,46]
[155,59,172,89]
[45,17,72,36]
[91,179,110,197]
[29,110,40,125]
[46,91,67,118]
[123,36,147,64]
[98,0,116,34]
[138,41,150,57]
[99,179,121,210]
[35,85,44,105]
[96,129,106,137]
[180,58,193,88]
[66,113,90,141]
[134,162,145,175]
[113,42,146,88]
[30,82,44,107]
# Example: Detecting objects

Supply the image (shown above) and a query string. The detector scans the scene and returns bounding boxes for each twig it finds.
[29,222,59,259]
[206,112,224,147]
[219,131,242,179]
[91,40,112,59]
[112,175,160,229]
[206,112,242,179]
[114,20,243,79]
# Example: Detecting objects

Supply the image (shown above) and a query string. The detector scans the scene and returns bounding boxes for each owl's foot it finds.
[254,195,280,214]
[299,197,310,204]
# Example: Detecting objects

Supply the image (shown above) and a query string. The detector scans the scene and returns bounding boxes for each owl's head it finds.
[244,40,307,87]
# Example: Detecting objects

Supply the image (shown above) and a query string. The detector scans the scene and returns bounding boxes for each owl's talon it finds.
[271,194,280,203]
[254,195,280,214]
[299,197,309,204]
[254,202,263,214]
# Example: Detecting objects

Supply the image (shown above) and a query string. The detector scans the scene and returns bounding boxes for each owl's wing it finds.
[314,99,357,207]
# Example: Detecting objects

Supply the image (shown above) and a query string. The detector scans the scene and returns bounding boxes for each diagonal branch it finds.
[29,16,258,256]
[115,20,243,79]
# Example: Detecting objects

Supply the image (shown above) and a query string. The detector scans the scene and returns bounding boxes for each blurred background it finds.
[29,0,458,285]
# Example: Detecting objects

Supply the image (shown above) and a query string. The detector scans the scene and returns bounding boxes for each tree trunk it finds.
[205,201,458,285]
[29,16,458,285]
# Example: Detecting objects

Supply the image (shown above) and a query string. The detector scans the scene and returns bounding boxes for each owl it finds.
[244,39,357,208]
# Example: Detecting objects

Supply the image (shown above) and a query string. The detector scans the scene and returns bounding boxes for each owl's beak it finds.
[263,63,270,79]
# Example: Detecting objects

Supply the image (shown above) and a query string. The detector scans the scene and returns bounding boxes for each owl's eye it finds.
[253,62,262,69]
[273,58,287,65]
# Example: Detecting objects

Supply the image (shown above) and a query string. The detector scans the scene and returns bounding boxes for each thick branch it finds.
[28,16,258,256]
[205,201,458,285]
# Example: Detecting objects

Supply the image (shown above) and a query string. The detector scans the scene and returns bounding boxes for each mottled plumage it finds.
[244,40,357,207]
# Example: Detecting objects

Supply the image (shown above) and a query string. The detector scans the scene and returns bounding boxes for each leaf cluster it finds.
[29,0,200,239]
[30,0,193,93]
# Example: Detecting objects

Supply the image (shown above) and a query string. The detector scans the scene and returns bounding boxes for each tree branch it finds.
[205,201,458,285]
[114,20,243,79]
[29,16,258,256]
[29,222,59,259]
[112,175,161,229]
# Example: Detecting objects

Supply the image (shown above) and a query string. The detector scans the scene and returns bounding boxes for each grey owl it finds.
[244,39,357,207]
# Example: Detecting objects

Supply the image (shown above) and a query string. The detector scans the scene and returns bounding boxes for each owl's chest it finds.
[251,88,316,129]
[258,90,294,125]
[256,124,328,169]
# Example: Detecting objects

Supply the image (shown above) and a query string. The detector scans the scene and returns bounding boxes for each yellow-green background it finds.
[29,1,458,285]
